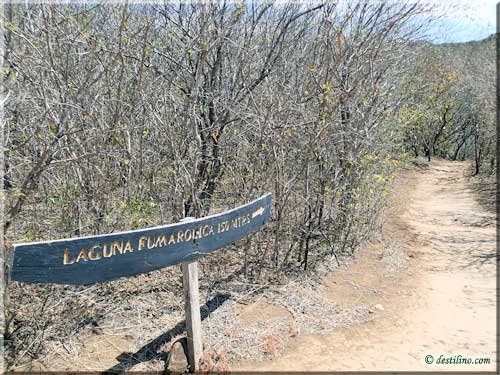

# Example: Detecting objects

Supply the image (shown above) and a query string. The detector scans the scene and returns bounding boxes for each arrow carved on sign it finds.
[252,206,265,218]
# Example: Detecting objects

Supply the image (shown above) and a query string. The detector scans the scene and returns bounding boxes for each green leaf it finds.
[49,123,58,134]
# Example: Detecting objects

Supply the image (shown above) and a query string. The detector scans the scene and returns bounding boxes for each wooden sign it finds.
[10,193,271,285]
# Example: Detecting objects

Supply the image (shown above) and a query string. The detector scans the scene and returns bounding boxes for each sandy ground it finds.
[235,160,497,372]
[17,160,496,372]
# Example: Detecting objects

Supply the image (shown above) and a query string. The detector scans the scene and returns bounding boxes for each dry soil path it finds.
[236,160,497,372]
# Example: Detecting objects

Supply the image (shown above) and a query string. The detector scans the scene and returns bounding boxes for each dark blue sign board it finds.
[10,193,271,285]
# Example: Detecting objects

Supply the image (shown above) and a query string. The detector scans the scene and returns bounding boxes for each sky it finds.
[5,0,495,44]
[424,0,496,43]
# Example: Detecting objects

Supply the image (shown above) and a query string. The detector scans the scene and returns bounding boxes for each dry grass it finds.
[6,243,380,372]
[201,299,290,363]
[199,264,374,368]
[380,241,410,279]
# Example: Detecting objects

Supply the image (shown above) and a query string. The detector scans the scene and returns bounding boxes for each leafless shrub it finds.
[2,1,438,369]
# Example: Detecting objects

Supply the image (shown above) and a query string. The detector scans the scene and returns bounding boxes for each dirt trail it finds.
[17,160,496,372]
[236,160,497,371]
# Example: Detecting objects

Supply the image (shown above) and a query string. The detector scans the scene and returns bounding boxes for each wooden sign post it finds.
[180,217,203,371]
[9,193,272,371]
[181,260,203,370]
